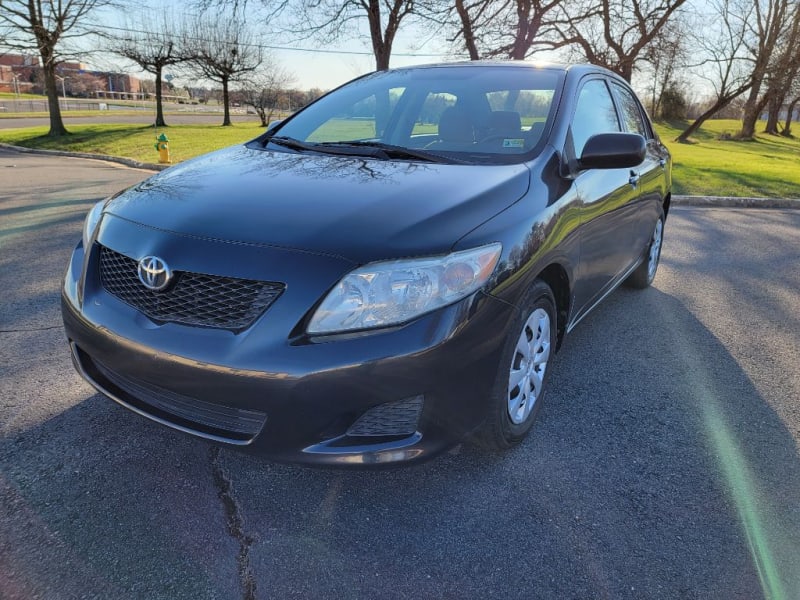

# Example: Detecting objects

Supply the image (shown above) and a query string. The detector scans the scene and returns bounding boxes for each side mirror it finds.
[266,119,283,132]
[579,133,645,170]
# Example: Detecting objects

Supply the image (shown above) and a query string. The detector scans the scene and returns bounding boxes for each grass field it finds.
[0,122,264,164]
[1,118,798,197]
[654,120,800,198]
[0,92,44,100]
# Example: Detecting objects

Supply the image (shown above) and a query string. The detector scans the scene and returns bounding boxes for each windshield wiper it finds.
[318,141,456,163]
[266,136,319,153]
[267,136,389,159]
[268,136,464,163]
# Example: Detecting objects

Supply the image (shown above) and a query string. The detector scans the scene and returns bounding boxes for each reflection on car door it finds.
[571,78,640,319]
[610,81,665,253]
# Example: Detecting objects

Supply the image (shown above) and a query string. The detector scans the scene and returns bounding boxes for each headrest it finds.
[488,110,522,133]
[438,107,474,143]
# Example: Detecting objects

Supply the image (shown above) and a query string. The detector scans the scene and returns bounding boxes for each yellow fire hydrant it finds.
[155,133,171,164]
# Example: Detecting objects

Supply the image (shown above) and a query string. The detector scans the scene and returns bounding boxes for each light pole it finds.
[56,75,68,111]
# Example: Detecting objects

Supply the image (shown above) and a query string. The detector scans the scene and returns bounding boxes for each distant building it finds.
[0,53,142,98]
[0,54,38,93]
[94,73,142,99]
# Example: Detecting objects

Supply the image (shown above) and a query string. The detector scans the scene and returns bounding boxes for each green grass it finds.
[0,92,45,100]
[0,122,265,164]
[655,120,800,198]
[1,118,798,197]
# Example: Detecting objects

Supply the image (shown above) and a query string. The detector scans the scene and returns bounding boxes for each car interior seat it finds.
[526,121,546,148]
[427,106,475,150]
[486,111,522,138]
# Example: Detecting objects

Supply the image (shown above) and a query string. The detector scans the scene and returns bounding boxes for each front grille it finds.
[346,396,424,437]
[99,245,284,330]
[80,348,267,443]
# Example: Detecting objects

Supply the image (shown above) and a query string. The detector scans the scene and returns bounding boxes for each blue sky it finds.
[84,1,456,91]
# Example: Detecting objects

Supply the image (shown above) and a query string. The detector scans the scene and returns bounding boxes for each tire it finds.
[475,280,557,450]
[626,210,665,289]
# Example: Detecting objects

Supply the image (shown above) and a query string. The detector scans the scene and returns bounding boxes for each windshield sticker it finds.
[503,139,525,148]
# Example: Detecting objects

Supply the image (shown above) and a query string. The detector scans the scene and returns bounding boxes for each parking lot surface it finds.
[1,148,798,599]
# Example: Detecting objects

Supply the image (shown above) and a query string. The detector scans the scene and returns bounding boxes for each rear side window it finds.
[612,82,648,138]
[571,79,620,156]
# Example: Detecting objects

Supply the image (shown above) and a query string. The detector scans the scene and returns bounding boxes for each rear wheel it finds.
[627,210,664,289]
[475,280,557,449]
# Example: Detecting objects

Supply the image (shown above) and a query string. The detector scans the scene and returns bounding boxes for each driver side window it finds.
[571,79,621,157]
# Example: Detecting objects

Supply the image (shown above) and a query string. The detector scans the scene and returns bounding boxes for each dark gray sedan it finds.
[62,62,671,466]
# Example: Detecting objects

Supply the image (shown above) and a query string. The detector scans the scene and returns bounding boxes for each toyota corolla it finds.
[62,62,671,466]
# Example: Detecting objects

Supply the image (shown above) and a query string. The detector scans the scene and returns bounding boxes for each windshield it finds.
[265,65,564,164]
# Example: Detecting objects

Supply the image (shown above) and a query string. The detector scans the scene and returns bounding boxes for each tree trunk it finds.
[155,66,167,127]
[764,94,782,134]
[42,57,68,136]
[782,96,799,136]
[455,0,480,60]
[375,48,391,71]
[676,96,741,143]
[739,79,769,138]
[617,60,634,83]
[222,77,231,126]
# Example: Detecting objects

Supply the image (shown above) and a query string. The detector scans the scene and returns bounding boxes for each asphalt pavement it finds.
[1,147,799,599]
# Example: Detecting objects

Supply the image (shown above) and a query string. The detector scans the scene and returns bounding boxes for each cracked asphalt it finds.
[1,147,799,599]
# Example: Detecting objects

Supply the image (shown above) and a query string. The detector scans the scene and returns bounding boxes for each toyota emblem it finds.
[137,255,172,291]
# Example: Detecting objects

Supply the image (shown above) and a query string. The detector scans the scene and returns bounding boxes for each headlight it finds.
[308,243,502,334]
[82,200,105,249]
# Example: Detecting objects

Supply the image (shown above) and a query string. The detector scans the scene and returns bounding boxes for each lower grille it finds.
[346,396,424,437]
[75,346,267,443]
[99,245,284,330]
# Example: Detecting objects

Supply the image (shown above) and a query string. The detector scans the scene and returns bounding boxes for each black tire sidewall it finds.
[627,208,665,289]
[483,280,557,448]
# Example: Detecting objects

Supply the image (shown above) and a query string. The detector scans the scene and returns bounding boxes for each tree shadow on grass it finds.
[10,124,152,145]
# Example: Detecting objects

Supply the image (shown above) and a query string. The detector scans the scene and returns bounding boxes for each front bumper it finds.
[62,224,517,466]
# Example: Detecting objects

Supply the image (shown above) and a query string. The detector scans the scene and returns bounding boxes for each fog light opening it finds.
[346,395,424,437]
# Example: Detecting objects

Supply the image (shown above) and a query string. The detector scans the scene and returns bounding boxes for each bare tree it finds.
[737,0,796,138]
[782,90,800,136]
[239,63,295,126]
[185,12,263,126]
[65,71,106,97]
[641,15,689,117]
[760,5,800,134]
[108,12,190,127]
[0,0,117,136]
[444,0,569,60]
[290,0,416,70]
[675,0,754,142]
[553,0,689,82]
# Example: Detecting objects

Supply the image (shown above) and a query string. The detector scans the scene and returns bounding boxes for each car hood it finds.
[106,145,531,263]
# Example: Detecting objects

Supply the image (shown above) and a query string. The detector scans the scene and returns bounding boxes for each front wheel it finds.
[475,280,557,450]
[626,211,665,289]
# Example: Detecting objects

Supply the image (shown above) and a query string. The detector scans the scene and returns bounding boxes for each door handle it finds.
[628,171,640,186]
[659,158,667,168]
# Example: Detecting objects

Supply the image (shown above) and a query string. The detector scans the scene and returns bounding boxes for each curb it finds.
[672,195,799,209]
[1,143,798,209]
[0,142,166,172]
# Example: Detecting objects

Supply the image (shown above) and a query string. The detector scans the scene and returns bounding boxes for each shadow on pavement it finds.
[2,284,797,599]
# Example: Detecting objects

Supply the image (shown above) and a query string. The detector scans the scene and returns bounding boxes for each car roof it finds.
[384,60,618,79]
